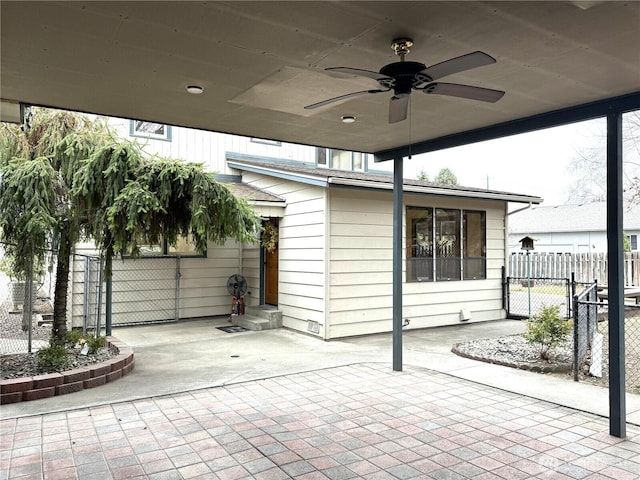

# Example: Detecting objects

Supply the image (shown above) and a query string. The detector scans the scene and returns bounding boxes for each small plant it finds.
[62,330,106,354]
[524,305,571,360]
[64,329,84,348]
[36,344,69,372]
[86,335,106,354]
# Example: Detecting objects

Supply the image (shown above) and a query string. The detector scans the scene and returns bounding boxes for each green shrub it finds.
[61,330,106,354]
[524,305,571,360]
[64,330,84,348]
[85,335,106,354]
[36,344,69,372]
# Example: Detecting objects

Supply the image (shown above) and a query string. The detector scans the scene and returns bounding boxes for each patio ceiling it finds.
[1,1,639,159]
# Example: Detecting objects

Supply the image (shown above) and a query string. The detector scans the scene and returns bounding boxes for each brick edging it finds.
[0,336,134,405]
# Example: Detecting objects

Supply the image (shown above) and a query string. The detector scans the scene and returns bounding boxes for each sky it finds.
[377,118,607,206]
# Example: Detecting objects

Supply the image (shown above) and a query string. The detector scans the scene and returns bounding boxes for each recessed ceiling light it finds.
[341,115,356,123]
[186,85,204,94]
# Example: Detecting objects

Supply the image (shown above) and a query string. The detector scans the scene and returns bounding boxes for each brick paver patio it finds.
[1,363,639,479]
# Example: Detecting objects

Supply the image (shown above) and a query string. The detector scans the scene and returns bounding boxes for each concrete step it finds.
[243,305,283,326]
[230,313,281,331]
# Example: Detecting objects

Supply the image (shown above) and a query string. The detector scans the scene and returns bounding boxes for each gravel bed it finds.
[1,297,117,379]
[1,347,117,380]
[453,333,572,373]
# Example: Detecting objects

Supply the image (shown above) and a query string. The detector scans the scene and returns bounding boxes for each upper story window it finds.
[316,148,366,171]
[406,207,486,282]
[130,120,172,141]
[250,138,281,146]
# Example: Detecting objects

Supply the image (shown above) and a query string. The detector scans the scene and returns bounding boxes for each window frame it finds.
[406,206,487,282]
[129,120,172,142]
[250,137,282,146]
[463,210,487,280]
[315,147,367,171]
[129,234,206,258]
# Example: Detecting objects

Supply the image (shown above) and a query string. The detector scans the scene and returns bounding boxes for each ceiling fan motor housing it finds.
[379,61,429,94]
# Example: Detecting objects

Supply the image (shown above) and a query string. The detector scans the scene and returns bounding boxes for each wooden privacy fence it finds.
[509,252,640,286]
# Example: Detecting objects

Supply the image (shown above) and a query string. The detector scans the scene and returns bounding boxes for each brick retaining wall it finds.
[0,336,134,405]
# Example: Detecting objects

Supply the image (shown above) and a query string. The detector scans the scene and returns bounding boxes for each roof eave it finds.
[329,177,543,204]
[229,159,542,204]
[227,160,328,188]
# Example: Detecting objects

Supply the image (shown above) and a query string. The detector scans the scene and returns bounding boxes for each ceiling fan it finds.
[305,38,505,124]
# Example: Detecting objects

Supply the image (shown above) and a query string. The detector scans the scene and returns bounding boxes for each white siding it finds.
[241,243,262,308]
[328,189,393,338]
[108,118,316,175]
[241,172,327,335]
[507,231,611,254]
[328,190,506,338]
[178,240,244,319]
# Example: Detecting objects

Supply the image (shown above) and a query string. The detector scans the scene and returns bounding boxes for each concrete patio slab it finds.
[1,318,639,479]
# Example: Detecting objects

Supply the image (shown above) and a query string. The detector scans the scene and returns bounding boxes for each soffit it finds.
[1,1,639,155]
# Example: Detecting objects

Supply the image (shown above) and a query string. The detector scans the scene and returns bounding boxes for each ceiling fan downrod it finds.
[391,38,413,61]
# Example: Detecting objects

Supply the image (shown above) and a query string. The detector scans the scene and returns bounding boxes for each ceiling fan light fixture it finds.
[186,85,204,95]
[341,115,356,123]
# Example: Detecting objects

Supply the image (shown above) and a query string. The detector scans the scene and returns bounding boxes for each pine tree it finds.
[1,107,260,340]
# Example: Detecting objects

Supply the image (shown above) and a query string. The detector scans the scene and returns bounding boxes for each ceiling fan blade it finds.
[421,82,505,103]
[419,51,496,81]
[326,67,391,82]
[304,89,389,110]
[389,94,409,123]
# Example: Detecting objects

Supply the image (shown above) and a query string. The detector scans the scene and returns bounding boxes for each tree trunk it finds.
[52,227,72,341]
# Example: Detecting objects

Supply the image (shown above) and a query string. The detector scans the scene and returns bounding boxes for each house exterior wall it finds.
[108,117,316,174]
[404,195,507,328]
[239,171,327,336]
[508,231,603,254]
[63,118,514,336]
[327,189,507,338]
[241,243,262,309]
[327,188,393,338]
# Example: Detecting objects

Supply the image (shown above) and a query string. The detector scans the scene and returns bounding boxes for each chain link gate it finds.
[110,256,180,326]
[505,276,572,319]
[79,254,104,335]
[72,254,181,329]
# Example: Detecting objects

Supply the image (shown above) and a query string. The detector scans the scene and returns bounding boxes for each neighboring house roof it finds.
[227,182,286,204]
[509,202,640,234]
[227,157,542,205]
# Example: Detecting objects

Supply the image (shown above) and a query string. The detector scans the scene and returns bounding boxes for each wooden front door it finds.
[265,247,278,305]
[264,220,279,305]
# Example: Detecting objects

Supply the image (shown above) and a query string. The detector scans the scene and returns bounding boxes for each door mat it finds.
[217,325,249,333]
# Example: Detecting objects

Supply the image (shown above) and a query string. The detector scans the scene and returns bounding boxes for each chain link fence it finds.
[573,285,640,395]
[3,247,184,354]
[506,273,640,394]
[0,242,56,355]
